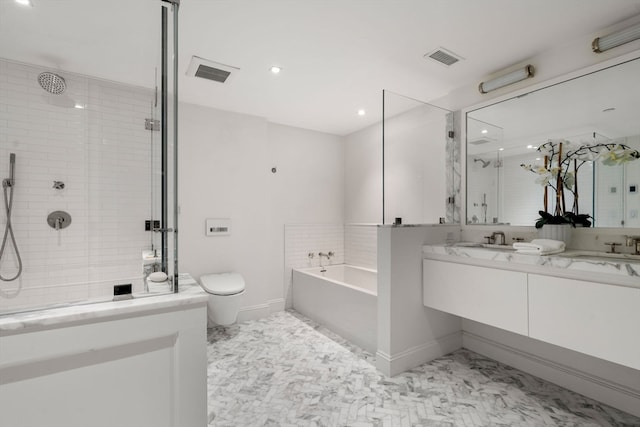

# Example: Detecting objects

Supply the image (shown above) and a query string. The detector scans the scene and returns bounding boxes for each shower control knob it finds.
[47,211,72,230]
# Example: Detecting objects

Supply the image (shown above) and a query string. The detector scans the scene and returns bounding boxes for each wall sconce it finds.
[592,22,640,53]
[478,65,535,94]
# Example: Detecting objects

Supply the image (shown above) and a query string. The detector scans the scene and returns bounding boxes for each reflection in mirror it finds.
[466,57,640,227]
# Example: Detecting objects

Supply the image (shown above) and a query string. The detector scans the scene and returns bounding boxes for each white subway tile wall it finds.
[0,59,156,313]
[344,224,377,269]
[284,223,378,307]
[284,224,344,307]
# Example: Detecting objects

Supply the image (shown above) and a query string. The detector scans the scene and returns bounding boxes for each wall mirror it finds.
[466,56,640,227]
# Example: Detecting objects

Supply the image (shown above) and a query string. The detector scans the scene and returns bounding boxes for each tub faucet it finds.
[318,251,334,271]
[318,251,334,260]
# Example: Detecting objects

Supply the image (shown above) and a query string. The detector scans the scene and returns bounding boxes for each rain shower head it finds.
[38,72,66,94]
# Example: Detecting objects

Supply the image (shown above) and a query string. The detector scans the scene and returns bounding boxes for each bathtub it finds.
[292,264,377,353]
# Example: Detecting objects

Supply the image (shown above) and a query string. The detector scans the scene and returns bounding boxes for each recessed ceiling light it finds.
[15,0,32,6]
[74,103,85,109]
[357,109,366,116]
[499,148,505,151]
[270,66,281,74]
[481,129,488,134]
[527,144,534,149]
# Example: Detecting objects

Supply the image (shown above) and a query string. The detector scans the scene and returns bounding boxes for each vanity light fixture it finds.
[479,65,535,94]
[592,22,640,53]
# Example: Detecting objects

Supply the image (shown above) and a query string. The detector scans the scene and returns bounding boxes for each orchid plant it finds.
[521,139,640,228]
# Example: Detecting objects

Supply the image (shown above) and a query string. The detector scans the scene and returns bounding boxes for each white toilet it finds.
[199,272,245,326]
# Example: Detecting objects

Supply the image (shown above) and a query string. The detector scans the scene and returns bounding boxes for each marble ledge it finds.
[423,244,640,289]
[0,284,208,335]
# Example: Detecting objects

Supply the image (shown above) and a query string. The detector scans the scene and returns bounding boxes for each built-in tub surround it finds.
[0,283,208,426]
[292,264,377,353]
[422,243,640,417]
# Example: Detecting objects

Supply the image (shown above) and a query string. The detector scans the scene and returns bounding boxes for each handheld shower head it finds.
[10,153,15,180]
[3,153,15,188]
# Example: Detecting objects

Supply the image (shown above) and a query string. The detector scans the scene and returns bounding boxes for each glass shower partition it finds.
[382,90,456,225]
[0,0,180,314]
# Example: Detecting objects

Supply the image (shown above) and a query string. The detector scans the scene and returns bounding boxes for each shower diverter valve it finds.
[47,211,72,230]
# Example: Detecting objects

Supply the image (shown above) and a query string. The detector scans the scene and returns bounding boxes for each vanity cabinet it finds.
[422,256,640,370]
[423,259,528,335]
[528,274,640,370]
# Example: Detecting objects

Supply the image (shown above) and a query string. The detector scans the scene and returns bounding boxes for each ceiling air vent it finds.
[424,48,463,66]
[186,56,240,84]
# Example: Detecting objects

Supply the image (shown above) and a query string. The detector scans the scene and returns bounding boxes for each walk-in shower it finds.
[0,0,180,314]
[0,153,22,285]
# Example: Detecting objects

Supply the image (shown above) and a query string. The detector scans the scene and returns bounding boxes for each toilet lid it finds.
[200,273,245,296]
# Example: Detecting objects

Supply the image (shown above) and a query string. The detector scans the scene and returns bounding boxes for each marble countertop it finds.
[0,282,208,335]
[423,243,640,288]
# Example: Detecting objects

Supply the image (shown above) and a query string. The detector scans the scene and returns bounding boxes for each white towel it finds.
[512,239,566,255]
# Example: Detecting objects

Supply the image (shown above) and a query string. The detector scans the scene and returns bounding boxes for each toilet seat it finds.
[200,273,245,296]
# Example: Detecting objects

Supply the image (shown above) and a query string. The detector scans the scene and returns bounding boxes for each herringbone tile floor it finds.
[206,311,639,426]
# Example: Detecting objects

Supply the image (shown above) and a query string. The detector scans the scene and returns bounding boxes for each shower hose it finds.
[0,180,22,286]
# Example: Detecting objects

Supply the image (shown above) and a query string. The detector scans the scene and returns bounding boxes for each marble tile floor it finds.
[206,311,639,427]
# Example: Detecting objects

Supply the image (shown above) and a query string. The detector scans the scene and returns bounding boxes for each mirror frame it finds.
[461,51,640,230]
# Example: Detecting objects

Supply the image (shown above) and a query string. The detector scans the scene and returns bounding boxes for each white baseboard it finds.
[376,331,462,377]
[268,298,285,314]
[463,331,640,418]
[236,299,285,323]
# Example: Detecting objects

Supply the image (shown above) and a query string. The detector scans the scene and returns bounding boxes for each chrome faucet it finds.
[625,236,640,255]
[318,251,334,260]
[318,251,334,271]
[486,231,506,245]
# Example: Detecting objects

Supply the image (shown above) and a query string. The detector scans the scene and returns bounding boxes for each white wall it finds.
[178,104,343,317]
[376,225,462,376]
[344,121,382,224]
[438,17,640,113]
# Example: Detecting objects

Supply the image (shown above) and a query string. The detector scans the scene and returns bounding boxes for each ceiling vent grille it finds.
[186,56,240,84]
[424,48,463,66]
